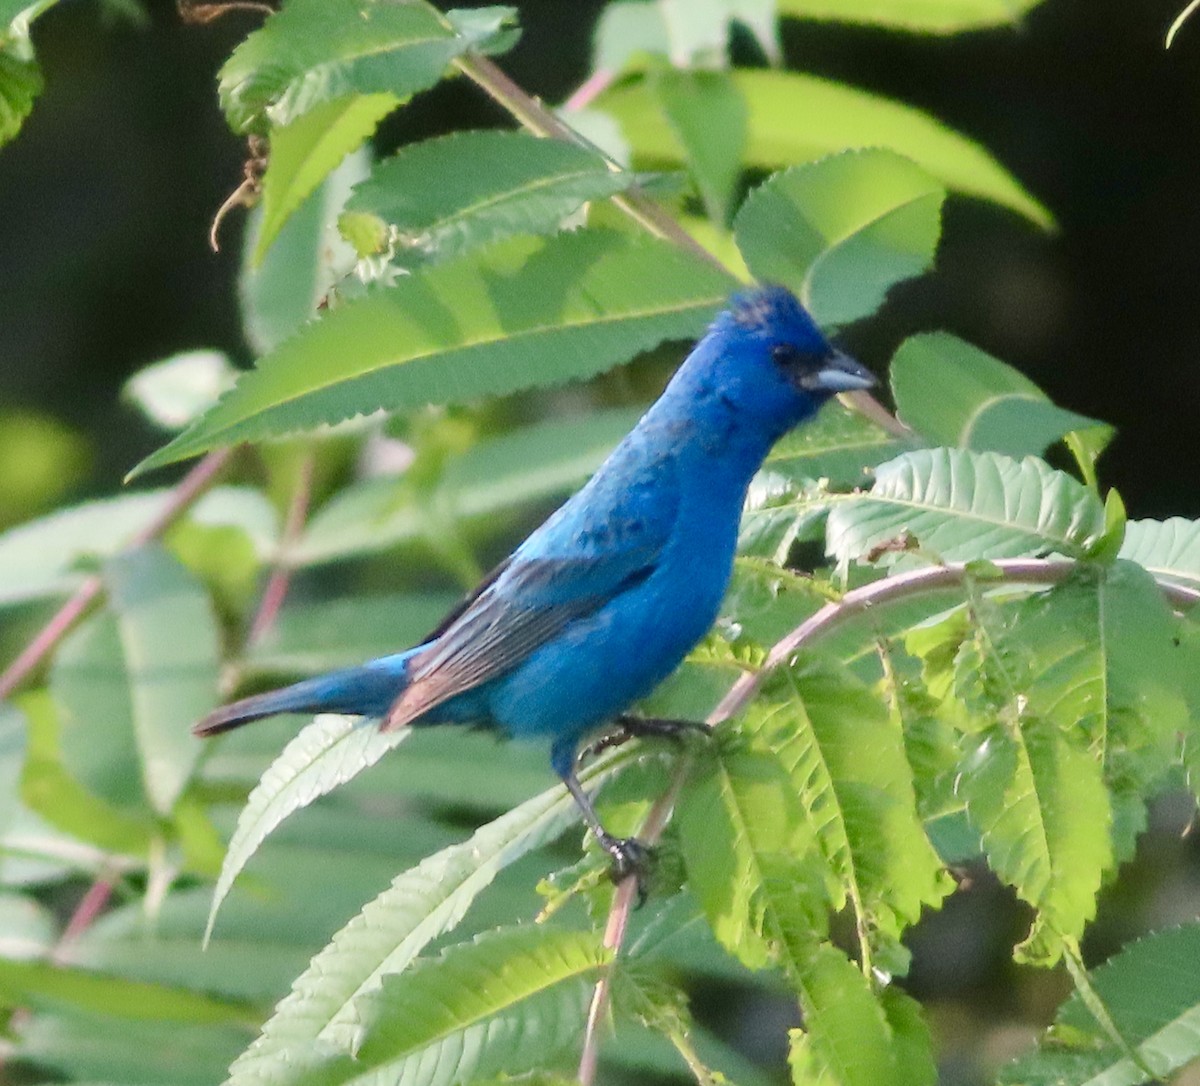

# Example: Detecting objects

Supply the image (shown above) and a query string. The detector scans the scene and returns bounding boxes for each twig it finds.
[563,68,616,112]
[576,556,1200,1082]
[247,450,316,645]
[0,448,235,702]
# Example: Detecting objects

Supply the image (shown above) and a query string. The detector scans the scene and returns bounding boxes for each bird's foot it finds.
[599,833,654,907]
[581,715,712,763]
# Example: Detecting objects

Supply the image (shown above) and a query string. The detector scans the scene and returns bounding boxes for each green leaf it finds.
[222,750,634,1086]
[777,0,1048,33]
[340,129,648,264]
[123,350,238,432]
[600,69,1051,227]
[254,93,398,263]
[1119,517,1200,591]
[1001,923,1200,1086]
[0,957,250,1024]
[0,35,40,148]
[655,69,747,225]
[890,333,1109,457]
[218,0,513,133]
[136,231,734,475]
[205,714,412,944]
[0,892,54,960]
[18,690,157,856]
[591,0,778,70]
[788,944,936,1086]
[0,486,275,607]
[348,927,610,1081]
[958,710,1111,964]
[52,545,219,816]
[734,150,945,326]
[825,448,1108,566]
[769,667,951,966]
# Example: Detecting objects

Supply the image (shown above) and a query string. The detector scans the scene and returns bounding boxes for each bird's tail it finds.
[194,651,418,738]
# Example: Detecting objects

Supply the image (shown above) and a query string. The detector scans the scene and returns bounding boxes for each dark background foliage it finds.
[2,0,1198,520]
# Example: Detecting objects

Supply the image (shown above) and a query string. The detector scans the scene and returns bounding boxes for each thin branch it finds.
[577,555,1200,1081]
[0,448,235,702]
[247,450,316,645]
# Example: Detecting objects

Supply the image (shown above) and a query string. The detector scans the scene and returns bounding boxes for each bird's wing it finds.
[383,433,680,732]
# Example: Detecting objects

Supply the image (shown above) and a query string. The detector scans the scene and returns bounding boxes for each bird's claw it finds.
[602,835,654,906]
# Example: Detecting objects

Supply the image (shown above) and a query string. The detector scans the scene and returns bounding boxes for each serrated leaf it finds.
[348,927,609,1081]
[254,93,398,263]
[205,713,412,942]
[959,716,1111,964]
[137,230,733,475]
[340,129,647,264]
[788,944,936,1086]
[777,0,1047,33]
[1119,517,1200,590]
[734,150,945,326]
[218,0,511,133]
[890,333,1109,457]
[825,448,1108,567]
[600,69,1051,227]
[222,749,634,1086]
[1001,923,1200,1086]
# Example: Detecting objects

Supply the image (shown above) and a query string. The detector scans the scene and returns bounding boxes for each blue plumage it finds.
[196,285,875,880]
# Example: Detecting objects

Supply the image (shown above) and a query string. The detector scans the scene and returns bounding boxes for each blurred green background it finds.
[3,3,1200,1081]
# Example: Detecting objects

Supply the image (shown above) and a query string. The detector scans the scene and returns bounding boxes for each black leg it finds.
[580,714,713,761]
[552,737,653,902]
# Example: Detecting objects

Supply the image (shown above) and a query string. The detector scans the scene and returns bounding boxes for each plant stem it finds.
[247,450,316,645]
[0,448,235,702]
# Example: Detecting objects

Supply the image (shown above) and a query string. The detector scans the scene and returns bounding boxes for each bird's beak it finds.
[803,349,876,393]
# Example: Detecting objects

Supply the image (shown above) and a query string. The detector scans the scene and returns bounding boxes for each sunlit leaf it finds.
[825,448,1108,567]
[123,350,238,433]
[777,0,1048,33]
[1119,517,1200,591]
[735,150,944,326]
[254,93,398,262]
[137,230,733,476]
[890,334,1109,458]
[600,69,1051,227]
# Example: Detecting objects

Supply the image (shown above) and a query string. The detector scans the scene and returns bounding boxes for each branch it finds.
[577,555,1200,1082]
[0,448,235,701]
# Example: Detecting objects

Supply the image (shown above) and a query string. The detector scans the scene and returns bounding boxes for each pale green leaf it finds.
[0,486,275,606]
[788,944,936,1086]
[254,93,398,263]
[1000,923,1200,1086]
[349,927,610,1082]
[136,231,733,475]
[825,448,1108,567]
[341,129,647,263]
[0,892,54,960]
[123,350,238,432]
[959,717,1111,964]
[890,334,1109,457]
[735,150,944,326]
[656,69,746,224]
[205,714,411,943]
[222,750,634,1086]
[1119,517,1200,591]
[600,69,1051,227]
[218,0,512,132]
[777,0,1047,33]
[241,146,369,356]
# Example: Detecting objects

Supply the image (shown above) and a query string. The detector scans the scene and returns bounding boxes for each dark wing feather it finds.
[382,552,657,731]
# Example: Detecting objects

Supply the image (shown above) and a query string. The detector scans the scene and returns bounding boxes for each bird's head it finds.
[680,285,876,439]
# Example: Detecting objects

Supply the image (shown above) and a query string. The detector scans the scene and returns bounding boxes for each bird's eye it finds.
[771,344,800,367]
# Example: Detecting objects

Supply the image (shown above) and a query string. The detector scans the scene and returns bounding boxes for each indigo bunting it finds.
[196,285,874,881]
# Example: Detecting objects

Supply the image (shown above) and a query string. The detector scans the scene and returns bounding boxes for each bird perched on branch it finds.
[195,285,875,887]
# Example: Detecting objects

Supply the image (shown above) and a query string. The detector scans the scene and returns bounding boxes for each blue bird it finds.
[195,285,875,882]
